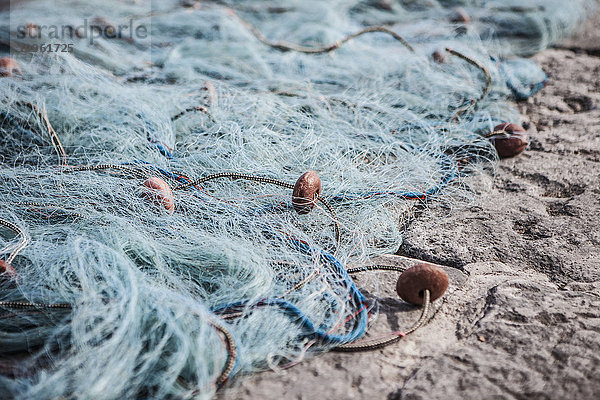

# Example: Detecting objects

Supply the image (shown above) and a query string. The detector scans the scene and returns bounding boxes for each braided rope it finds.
[315,195,341,252]
[62,164,150,179]
[334,289,430,352]
[17,102,67,166]
[445,48,492,118]
[174,172,293,190]
[0,301,72,309]
[208,319,237,387]
[171,106,215,122]
[346,264,407,274]
[230,8,414,54]
[280,270,320,297]
[0,219,29,264]
[18,202,88,220]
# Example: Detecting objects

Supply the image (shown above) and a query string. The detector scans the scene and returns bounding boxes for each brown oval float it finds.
[0,260,17,280]
[292,171,321,215]
[0,57,22,78]
[432,49,446,64]
[142,177,175,214]
[449,7,471,24]
[491,123,529,158]
[396,263,449,305]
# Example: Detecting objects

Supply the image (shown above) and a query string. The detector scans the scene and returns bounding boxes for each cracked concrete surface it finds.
[219,12,600,400]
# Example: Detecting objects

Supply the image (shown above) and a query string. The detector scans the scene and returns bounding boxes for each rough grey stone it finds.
[398,267,600,400]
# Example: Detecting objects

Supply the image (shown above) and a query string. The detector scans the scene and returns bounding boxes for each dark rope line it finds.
[171,106,215,123]
[346,264,408,274]
[173,172,294,191]
[0,301,72,309]
[230,8,414,53]
[16,102,67,166]
[445,47,492,117]
[280,270,320,297]
[18,202,88,220]
[334,289,430,352]
[61,164,150,180]
[316,195,341,253]
[0,218,29,264]
[208,319,237,387]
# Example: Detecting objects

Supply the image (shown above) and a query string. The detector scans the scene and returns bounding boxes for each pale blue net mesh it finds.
[0,1,594,398]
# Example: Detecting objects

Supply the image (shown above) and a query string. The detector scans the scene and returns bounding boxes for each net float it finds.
[0,57,22,78]
[432,49,446,63]
[91,16,117,36]
[490,123,529,158]
[292,171,321,215]
[396,263,449,305]
[0,260,17,281]
[25,23,39,38]
[142,177,175,214]
[449,7,471,24]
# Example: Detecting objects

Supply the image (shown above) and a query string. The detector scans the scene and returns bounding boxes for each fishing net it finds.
[0,0,594,398]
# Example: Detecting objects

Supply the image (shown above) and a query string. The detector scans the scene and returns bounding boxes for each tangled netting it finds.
[0,0,594,398]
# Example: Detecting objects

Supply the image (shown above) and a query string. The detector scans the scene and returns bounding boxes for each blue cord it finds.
[211,239,368,346]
